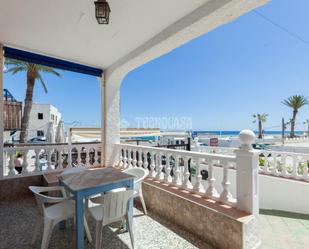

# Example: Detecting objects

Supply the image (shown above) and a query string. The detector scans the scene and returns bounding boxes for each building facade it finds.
[8,103,62,142]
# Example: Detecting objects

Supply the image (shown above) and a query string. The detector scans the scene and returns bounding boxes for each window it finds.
[38,113,43,120]
[51,114,54,120]
[37,130,44,137]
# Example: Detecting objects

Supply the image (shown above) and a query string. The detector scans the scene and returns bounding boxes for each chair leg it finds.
[139,192,147,215]
[31,219,40,245]
[95,221,103,249]
[84,216,92,243]
[126,214,134,249]
[41,218,54,249]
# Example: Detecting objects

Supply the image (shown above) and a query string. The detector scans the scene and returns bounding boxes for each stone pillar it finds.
[100,71,122,166]
[234,129,259,215]
[0,45,3,177]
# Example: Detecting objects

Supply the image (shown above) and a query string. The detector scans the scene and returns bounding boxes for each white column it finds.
[234,129,259,215]
[100,72,122,166]
[0,45,3,177]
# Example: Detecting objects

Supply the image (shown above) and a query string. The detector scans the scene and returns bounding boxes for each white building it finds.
[12,103,62,142]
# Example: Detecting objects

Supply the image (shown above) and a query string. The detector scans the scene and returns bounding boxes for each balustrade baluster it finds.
[164,153,171,183]
[46,149,53,171]
[263,154,268,174]
[292,156,298,178]
[67,147,72,168]
[85,147,90,167]
[93,148,98,166]
[149,151,156,177]
[127,149,133,168]
[272,154,277,175]
[193,157,203,193]
[138,149,143,168]
[156,153,163,180]
[57,148,63,169]
[132,149,137,167]
[220,161,232,203]
[21,150,29,174]
[205,159,219,198]
[281,154,287,176]
[34,149,41,172]
[8,151,16,176]
[143,150,149,170]
[182,156,192,189]
[172,154,180,186]
[123,148,128,169]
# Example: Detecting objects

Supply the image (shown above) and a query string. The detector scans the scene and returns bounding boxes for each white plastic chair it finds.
[29,186,92,249]
[89,168,148,215]
[123,168,148,215]
[88,190,134,249]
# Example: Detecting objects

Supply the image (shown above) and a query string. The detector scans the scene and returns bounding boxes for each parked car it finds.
[28,136,46,143]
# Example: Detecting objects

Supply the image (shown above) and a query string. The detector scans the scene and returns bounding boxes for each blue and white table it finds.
[59,167,134,249]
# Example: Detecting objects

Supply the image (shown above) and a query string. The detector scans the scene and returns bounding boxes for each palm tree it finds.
[5,59,60,143]
[282,95,309,138]
[252,113,268,139]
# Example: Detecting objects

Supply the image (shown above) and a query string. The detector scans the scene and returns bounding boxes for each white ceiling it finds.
[0,0,209,69]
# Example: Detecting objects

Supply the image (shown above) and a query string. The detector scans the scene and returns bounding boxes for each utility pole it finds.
[282,118,285,145]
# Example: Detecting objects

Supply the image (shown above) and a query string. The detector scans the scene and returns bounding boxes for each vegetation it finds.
[282,95,309,138]
[5,59,60,143]
[252,113,268,139]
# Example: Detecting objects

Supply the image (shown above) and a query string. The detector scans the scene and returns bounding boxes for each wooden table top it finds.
[59,167,134,192]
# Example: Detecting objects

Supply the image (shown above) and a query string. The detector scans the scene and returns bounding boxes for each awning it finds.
[3,46,103,77]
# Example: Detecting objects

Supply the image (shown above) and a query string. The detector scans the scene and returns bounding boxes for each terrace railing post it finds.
[235,129,259,215]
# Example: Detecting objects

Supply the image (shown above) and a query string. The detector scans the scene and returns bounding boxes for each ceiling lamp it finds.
[94,0,111,24]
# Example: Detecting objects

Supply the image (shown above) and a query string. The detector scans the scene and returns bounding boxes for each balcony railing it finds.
[2,142,101,177]
[116,143,238,206]
[195,145,309,181]
[114,129,259,214]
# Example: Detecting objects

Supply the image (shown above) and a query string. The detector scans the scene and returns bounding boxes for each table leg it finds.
[127,179,134,230]
[75,192,84,249]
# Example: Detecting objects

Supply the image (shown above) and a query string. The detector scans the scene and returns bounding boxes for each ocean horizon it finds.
[192,130,304,136]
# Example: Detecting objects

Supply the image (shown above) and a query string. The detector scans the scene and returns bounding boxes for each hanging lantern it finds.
[94,0,111,24]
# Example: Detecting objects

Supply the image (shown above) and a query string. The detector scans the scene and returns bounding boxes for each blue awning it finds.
[3,46,103,77]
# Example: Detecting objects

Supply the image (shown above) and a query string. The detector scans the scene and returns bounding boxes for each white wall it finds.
[193,165,309,215]
[12,103,62,141]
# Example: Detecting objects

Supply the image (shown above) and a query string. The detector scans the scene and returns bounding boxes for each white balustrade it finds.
[195,143,309,182]
[2,142,101,177]
[115,142,238,207]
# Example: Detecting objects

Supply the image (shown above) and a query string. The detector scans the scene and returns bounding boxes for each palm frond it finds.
[4,58,29,67]
[5,66,28,75]
[283,95,309,111]
[37,73,48,93]
[36,65,61,77]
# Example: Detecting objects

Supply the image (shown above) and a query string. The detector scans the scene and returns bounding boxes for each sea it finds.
[135,130,304,141]
[191,130,304,136]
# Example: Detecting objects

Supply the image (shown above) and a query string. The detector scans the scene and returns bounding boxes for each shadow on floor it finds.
[260,209,309,220]
[0,197,210,249]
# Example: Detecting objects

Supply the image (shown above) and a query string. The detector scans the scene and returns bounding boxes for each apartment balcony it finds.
[1,131,308,249]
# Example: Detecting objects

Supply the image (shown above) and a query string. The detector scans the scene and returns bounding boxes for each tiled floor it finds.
[259,210,309,249]
[0,198,211,249]
[0,198,308,249]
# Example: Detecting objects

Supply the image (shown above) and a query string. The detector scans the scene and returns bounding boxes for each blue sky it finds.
[4,0,309,131]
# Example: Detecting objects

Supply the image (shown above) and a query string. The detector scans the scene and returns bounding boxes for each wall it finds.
[141,179,260,249]
[0,175,42,201]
